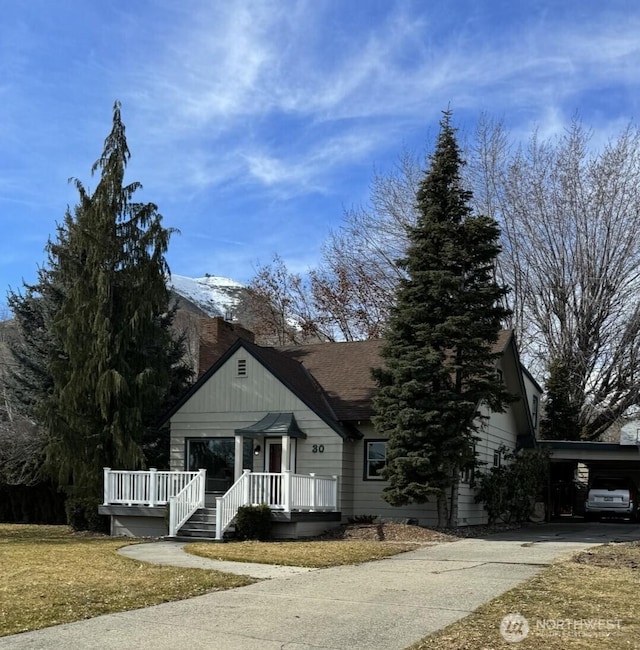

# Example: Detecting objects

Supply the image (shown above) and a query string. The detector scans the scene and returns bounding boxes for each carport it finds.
[539,440,640,519]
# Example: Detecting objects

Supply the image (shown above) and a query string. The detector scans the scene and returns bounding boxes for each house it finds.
[100,319,539,538]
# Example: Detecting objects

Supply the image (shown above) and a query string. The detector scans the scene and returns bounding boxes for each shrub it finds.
[474,447,549,524]
[234,504,272,540]
[65,496,109,533]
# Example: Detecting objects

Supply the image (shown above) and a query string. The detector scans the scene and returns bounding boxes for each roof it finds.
[538,440,640,452]
[277,339,384,421]
[162,328,534,443]
[235,412,307,439]
[278,331,514,422]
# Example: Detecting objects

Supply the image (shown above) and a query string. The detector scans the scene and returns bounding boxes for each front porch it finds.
[100,467,340,540]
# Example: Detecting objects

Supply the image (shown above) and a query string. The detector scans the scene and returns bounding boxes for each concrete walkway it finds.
[118,541,317,579]
[3,522,639,650]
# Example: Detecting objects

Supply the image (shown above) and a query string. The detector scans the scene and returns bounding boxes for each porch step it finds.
[172,535,225,543]
[175,507,236,540]
[186,508,218,525]
[178,508,216,538]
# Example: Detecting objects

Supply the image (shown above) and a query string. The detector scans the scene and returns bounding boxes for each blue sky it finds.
[2,0,640,310]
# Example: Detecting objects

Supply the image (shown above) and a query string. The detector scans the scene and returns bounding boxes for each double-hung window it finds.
[364,440,387,480]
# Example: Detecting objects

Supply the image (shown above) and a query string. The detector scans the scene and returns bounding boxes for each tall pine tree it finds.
[372,111,511,526]
[39,102,190,506]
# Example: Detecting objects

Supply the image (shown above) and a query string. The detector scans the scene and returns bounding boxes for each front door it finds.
[264,441,282,505]
[268,443,282,473]
[265,438,297,474]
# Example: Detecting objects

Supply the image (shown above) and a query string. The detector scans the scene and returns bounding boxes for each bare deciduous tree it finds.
[309,150,423,340]
[469,117,640,439]
[0,325,44,485]
[240,255,321,345]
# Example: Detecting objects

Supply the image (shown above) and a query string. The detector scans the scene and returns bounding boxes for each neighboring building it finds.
[100,320,539,537]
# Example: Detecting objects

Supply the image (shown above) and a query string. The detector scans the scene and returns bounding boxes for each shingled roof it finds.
[277,339,384,421]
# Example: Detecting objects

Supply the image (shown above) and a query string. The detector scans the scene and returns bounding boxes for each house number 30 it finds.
[312,444,325,453]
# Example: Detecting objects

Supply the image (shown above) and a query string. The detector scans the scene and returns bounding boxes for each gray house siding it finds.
[457,405,521,525]
[350,424,441,525]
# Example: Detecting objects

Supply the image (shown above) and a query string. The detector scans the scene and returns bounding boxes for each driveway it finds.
[3,522,639,650]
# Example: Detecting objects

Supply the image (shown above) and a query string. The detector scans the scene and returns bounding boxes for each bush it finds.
[65,496,109,533]
[234,504,272,540]
[474,447,549,524]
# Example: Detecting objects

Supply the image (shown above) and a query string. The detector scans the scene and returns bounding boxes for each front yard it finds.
[7,521,638,647]
[186,539,419,567]
[0,523,430,637]
[0,525,254,637]
[187,521,456,567]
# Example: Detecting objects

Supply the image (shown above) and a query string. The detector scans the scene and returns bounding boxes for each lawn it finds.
[0,524,254,637]
[186,539,419,567]
[409,540,640,649]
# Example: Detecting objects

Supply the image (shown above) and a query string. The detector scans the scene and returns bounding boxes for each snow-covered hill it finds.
[169,274,246,318]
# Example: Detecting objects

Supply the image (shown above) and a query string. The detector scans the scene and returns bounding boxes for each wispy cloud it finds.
[120,1,640,202]
[4,1,640,292]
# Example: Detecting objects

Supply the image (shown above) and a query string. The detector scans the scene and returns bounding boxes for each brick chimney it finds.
[198,317,255,377]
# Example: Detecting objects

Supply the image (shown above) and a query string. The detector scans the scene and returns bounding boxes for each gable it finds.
[173,347,307,415]
[500,336,537,446]
[169,343,352,439]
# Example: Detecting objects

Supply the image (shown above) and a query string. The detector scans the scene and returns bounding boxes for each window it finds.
[493,450,502,467]
[496,368,503,383]
[186,437,252,492]
[460,466,474,484]
[364,440,387,480]
[237,359,247,377]
[532,395,539,429]
[460,444,476,484]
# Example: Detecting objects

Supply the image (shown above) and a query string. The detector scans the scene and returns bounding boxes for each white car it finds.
[584,476,638,521]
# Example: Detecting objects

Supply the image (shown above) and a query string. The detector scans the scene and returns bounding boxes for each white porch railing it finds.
[215,471,251,542]
[215,470,338,540]
[291,473,338,510]
[103,468,203,506]
[168,470,206,537]
[103,468,338,540]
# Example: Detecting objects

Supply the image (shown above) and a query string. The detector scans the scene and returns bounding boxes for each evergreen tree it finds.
[538,358,581,440]
[372,111,511,526]
[7,266,61,420]
[39,102,190,503]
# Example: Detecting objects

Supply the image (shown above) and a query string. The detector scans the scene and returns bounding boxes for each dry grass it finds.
[186,539,419,567]
[0,524,254,637]
[321,522,459,543]
[410,541,640,649]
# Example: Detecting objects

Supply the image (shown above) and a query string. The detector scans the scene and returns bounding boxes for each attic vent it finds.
[237,359,247,377]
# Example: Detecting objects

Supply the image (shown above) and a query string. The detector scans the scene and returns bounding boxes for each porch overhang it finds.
[235,412,307,439]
